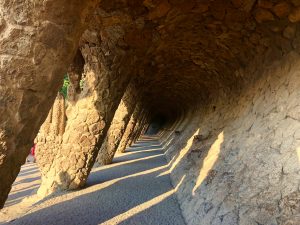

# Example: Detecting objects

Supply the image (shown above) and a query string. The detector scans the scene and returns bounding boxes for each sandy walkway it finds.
[4,163,40,208]
[0,136,186,225]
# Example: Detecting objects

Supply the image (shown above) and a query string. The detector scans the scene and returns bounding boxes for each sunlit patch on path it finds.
[0,136,185,225]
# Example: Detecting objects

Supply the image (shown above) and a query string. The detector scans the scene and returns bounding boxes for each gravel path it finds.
[1,136,186,225]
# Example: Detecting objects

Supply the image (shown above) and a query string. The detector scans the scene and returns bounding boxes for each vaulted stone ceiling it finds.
[85,0,300,114]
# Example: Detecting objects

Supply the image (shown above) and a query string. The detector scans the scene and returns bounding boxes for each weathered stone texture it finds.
[117,103,142,153]
[127,109,146,148]
[163,52,300,225]
[34,5,149,195]
[132,112,149,143]
[96,82,138,165]
[67,50,85,101]
[36,48,132,195]
[35,93,66,181]
[0,0,99,208]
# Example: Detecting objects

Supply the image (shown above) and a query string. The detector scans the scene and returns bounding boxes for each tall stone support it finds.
[36,17,139,195]
[35,51,84,192]
[141,120,150,135]
[0,0,98,208]
[127,109,146,147]
[130,113,146,145]
[36,93,66,177]
[96,83,137,165]
[117,103,142,153]
[133,112,149,143]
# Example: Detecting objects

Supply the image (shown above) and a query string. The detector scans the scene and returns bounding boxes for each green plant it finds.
[59,75,70,98]
[80,77,84,89]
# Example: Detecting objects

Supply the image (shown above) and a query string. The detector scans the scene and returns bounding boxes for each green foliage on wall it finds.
[60,75,70,98]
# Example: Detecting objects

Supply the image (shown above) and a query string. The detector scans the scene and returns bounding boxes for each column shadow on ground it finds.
[8,137,186,225]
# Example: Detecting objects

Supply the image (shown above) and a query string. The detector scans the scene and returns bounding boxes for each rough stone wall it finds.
[0,0,99,208]
[162,52,300,225]
[96,82,138,165]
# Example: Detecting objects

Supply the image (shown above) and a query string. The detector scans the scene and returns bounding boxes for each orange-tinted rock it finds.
[257,0,273,9]
[225,8,247,22]
[143,0,157,9]
[210,0,227,20]
[147,0,171,20]
[102,14,132,27]
[124,29,152,48]
[175,1,196,13]
[283,25,296,39]
[291,0,300,6]
[231,0,242,8]
[196,2,209,13]
[289,7,300,22]
[239,0,256,12]
[273,2,291,18]
[255,8,275,23]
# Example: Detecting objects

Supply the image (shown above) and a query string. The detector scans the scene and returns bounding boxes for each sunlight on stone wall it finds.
[160,129,200,176]
[192,131,224,195]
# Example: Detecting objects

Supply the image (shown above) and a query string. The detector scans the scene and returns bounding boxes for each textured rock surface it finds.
[117,104,142,153]
[35,93,66,181]
[162,52,300,225]
[0,0,99,208]
[96,82,138,165]
[127,110,147,147]
[132,113,150,144]
[35,27,135,196]
[34,2,157,195]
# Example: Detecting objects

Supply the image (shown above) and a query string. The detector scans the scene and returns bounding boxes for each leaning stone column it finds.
[133,112,149,142]
[36,93,66,178]
[96,82,137,166]
[35,50,84,193]
[141,120,150,135]
[0,0,98,208]
[36,25,137,196]
[117,104,142,153]
[127,109,145,147]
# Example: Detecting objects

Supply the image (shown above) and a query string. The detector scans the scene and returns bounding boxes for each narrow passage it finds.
[1,136,186,225]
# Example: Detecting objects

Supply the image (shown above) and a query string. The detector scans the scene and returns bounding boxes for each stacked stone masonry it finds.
[117,103,143,153]
[96,81,139,166]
